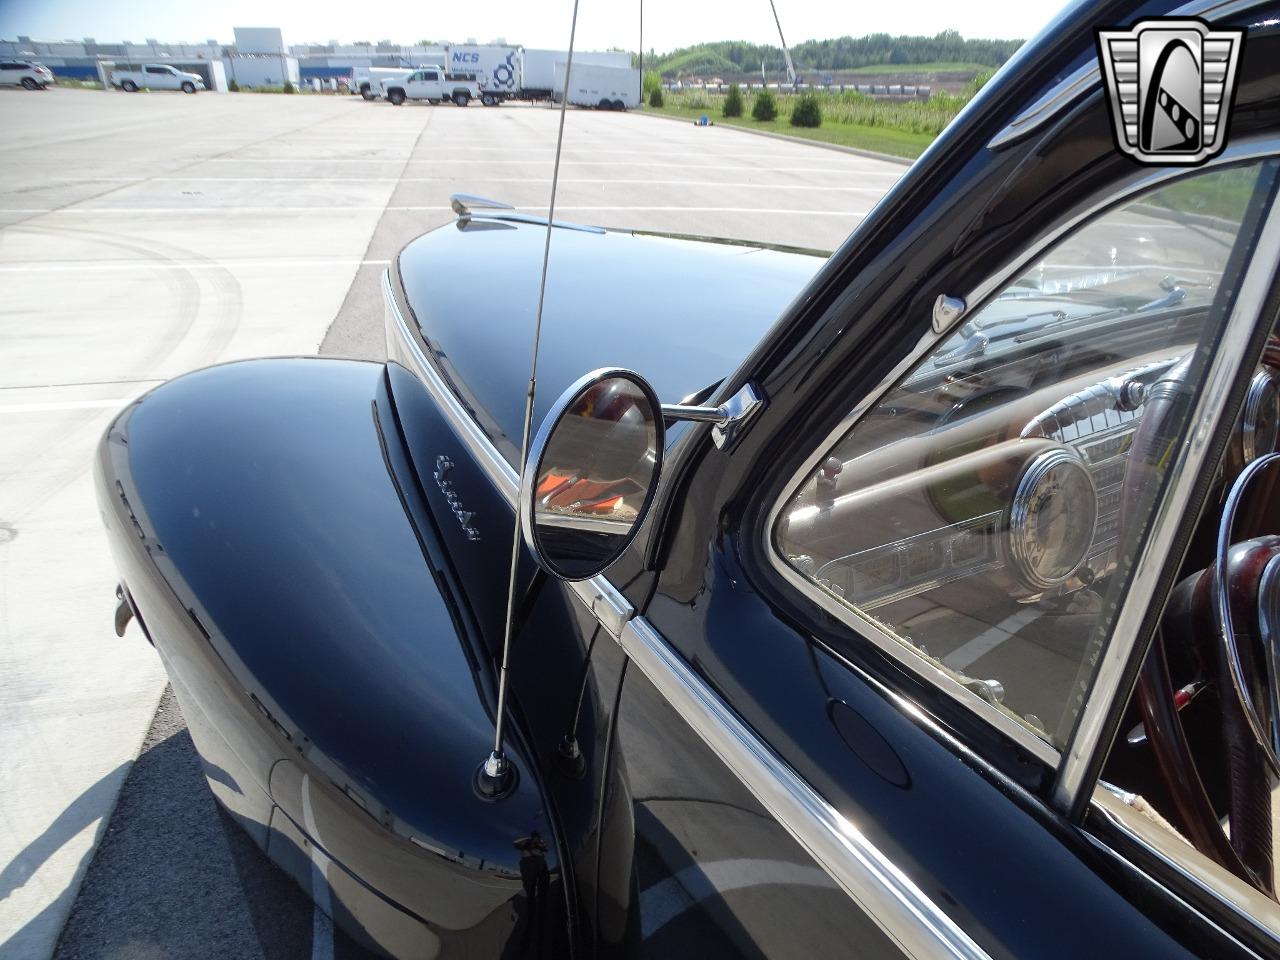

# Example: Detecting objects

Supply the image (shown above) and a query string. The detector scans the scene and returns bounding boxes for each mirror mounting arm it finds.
[662,382,764,450]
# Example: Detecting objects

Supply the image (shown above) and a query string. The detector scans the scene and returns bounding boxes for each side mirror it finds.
[520,369,765,581]
[521,369,664,581]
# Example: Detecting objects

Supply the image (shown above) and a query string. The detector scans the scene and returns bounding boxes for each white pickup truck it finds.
[381,66,480,106]
[110,63,205,94]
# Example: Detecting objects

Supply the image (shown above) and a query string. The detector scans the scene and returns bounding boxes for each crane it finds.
[767,0,797,88]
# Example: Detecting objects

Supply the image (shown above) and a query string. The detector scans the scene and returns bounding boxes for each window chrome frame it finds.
[762,136,1280,784]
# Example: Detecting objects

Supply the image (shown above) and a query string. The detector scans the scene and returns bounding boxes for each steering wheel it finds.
[1136,445,1280,893]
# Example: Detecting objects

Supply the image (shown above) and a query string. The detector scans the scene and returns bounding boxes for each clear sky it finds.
[0,0,1070,53]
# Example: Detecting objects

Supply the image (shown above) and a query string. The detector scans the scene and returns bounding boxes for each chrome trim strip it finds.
[987,62,1096,151]
[986,0,1272,151]
[1091,785,1280,950]
[620,616,991,960]
[382,269,635,639]
[450,192,515,221]
[762,139,1280,777]
[384,269,520,504]
[1054,181,1280,810]
[571,577,633,641]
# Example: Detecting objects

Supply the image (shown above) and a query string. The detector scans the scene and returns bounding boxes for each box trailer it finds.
[555,62,640,109]
[520,48,560,101]
[445,45,521,105]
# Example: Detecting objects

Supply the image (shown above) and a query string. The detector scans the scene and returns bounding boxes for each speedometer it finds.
[1007,449,1098,590]
[1242,370,1280,464]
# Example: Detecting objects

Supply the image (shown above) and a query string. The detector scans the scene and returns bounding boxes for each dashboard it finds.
[776,303,1280,736]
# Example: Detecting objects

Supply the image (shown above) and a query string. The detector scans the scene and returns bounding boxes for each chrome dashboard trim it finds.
[763,140,1280,782]
[619,615,991,960]
[1054,172,1280,811]
[1007,448,1098,591]
[382,268,635,640]
[1091,784,1280,951]
[1242,369,1280,463]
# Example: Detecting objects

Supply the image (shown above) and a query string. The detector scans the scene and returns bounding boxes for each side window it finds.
[425,71,439,81]
[146,66,165,75]
[774,161,1274,750]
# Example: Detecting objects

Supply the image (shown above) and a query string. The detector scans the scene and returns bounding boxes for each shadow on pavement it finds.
[0,762,128,959]
[48,686,374,960]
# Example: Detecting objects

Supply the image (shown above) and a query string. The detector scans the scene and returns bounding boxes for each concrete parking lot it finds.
[0,87,903,959]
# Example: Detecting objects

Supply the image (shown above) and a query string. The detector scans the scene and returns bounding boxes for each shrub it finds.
[790,92,822,127]
[228,78,240,92]
[752,87,777,121]
[642,71,663,100]
[648,86,664,108]
[283,81,296,94]
[723,83,743,118]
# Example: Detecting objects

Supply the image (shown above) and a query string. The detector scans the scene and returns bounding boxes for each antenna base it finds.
[555,734,586,779]
[474,752,518,801]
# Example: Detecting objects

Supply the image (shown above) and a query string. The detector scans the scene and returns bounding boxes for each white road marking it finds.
[0,398,140,415]
[202,149,901,164]
[19,176,890,192]
[302,774,336,960]
[942,608,1043,672]
[639,857,835,939]
[204,157,898,174]
[3,206,866,216]
[0,258,392,273]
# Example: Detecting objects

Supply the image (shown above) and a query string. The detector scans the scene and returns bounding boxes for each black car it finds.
[97,0,1280,956]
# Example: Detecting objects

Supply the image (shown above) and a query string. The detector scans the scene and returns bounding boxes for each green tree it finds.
[752,87,777,121]
[723,83,743,117]
[790,92,822,127]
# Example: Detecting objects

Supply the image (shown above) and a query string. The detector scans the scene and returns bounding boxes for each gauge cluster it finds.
[1008,449,1098,590]
[788,360,1280,616]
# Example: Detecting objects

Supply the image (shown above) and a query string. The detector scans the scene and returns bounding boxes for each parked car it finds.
[97,1,1280,957]
[353,66,415,101]
[0,59,53,90]
[110,64,205,94]
[381,66,479,106]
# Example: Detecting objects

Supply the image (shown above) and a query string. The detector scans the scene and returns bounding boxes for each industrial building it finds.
[0,26,480,91]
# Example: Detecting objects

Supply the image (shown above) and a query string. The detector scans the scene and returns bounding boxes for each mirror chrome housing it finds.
[521,369,665,581]
[520,371,766,581]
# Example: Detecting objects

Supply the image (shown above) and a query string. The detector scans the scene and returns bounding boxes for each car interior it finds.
[774,159,1280,900]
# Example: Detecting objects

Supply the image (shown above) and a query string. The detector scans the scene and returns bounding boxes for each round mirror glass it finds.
[521,369,664,581]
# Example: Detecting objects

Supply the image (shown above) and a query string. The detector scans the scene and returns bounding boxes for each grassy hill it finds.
[646,32,1021,78]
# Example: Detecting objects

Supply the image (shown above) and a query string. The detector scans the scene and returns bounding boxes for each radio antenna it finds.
[477,0,582,799]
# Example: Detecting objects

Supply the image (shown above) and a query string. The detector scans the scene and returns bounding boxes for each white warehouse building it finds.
[0,26,632,96]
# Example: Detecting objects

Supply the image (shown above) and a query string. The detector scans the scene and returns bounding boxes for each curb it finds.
[630,108,914,166]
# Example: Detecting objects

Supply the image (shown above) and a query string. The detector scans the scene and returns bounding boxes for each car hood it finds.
[394,218,825,466]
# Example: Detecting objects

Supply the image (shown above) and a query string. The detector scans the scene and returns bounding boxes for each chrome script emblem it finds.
[434,455,481,541]
[1096,18,1243,165]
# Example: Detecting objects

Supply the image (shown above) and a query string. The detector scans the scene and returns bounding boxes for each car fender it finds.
[96,357,571,956]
